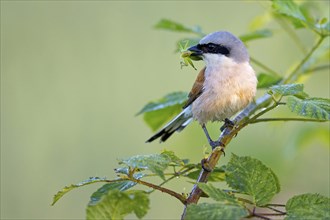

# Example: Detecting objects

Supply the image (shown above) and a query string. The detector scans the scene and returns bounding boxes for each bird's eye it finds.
[198,43,230,55]
[207,43,216,51]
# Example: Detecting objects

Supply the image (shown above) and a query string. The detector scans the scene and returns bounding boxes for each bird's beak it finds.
[188,45,203,61]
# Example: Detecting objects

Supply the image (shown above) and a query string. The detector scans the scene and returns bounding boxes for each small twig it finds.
[125,177,186,204]
[245,102,278,125]
[302,64,330,75]
[147,166,195,194]
[267,203,286,207]
[284,36,325,83]
[266,206,286,215]
[250,117,327,124]
[250,207,271,220]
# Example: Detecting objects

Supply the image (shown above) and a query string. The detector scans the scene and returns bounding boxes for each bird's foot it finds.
[208,140,225,150]
[220,118,235,131]
[202,124,226,149]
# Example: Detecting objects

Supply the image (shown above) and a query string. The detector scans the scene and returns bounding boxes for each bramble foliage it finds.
[136,92,188,131]
[53,1,329,219]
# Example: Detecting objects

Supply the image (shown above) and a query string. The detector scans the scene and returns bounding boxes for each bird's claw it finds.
[209,140,225,150]
[220,118,235,131]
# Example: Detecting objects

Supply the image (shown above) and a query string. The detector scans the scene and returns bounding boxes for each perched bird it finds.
[146,31,257,148]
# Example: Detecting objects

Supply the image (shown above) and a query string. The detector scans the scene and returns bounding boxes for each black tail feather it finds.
[146,108,192,143]
[145,128,176,143]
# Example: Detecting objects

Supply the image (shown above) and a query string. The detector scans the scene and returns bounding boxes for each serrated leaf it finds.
[89,173,144,206]
[270,84,304,96]
[285,193,330,220]
[272,0,330,35]
[119,153,172,180]
[287,97,330,120]
[186,166,225,182]
[154,19,195,33]
[137,92,188,131]
[197,183,239,205]
[239,29,273,42]
[225,154,280,206]
[52,177,107,206]
[272,0,307,28]
[257,73,282,89]
[161,150,184,166]
[185,203,249,220]
[86,190,149,220]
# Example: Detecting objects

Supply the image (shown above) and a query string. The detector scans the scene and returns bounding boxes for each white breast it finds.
[191,55,257,125]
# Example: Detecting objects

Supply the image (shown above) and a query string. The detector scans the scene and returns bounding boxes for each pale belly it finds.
[190,56,257,125]
[191,90,252,125]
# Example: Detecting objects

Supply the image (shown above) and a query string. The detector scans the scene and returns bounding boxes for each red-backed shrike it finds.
[147,31,257,148]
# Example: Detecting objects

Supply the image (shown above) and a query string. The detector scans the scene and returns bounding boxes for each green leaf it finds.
[285,193,330,220]
[197,183,239,205]
[257,73,282,89]
[119,153,172,180]
[154,19,196,33]
[270,84,304,96]
[185,203,249,220]
[137,92,188,115]
[186,166,225,182]
[272,0,307,27]
[161,150,185,166]
[137,92,188,131]
[177,39,201,70]
[176,38,200,52]
[52,177,107,206]
[89,175,144,206]
[180,52,197,70]
[143,105,183,131]
[287,97,330,120]
[272,0,330,35]
[86,190,149,220]
[239,29,273,42]
[225,154,280,206]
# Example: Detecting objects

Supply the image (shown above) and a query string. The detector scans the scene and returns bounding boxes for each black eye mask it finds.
[197,43,230,56]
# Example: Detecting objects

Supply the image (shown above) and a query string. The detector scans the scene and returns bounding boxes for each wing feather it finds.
[183,67,205,108]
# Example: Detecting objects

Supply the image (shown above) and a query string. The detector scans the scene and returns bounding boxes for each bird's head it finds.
[188,31,249,65]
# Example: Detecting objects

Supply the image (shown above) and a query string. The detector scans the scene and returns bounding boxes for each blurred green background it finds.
[1,1,329,219]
